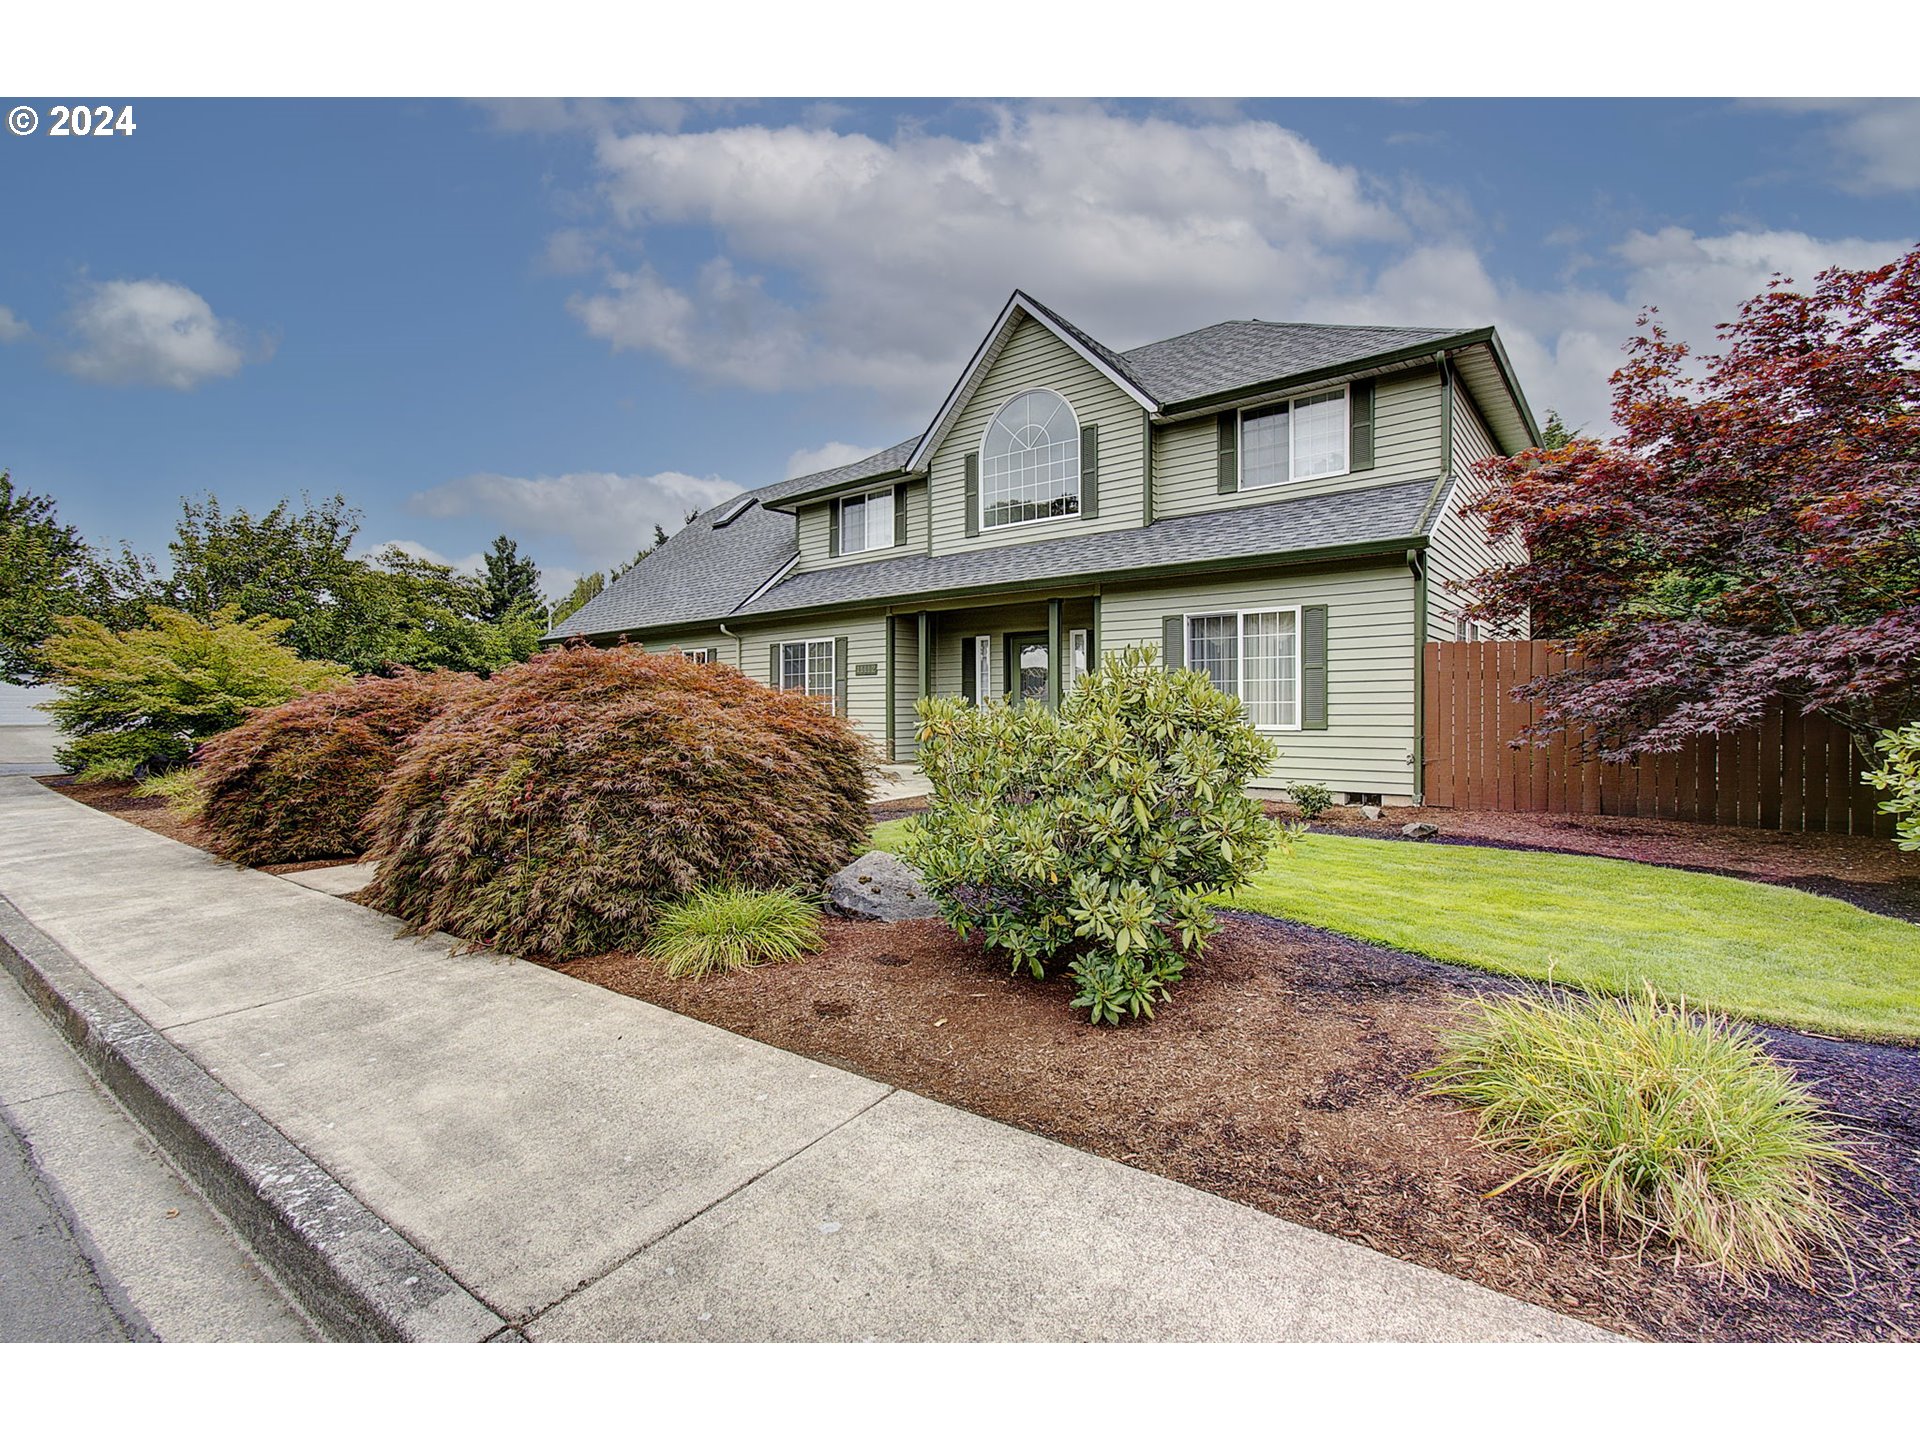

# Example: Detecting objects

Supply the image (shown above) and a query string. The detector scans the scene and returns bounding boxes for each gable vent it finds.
[709,495,756,528]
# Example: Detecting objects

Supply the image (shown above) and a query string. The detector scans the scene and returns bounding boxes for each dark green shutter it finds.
[1079,424,1099,519]
[893,483,908,547]
[961,637,976,703]
[1349,380,1376,471]
[1215,413,1239,493]
[1302,606,1328,730]
[1162,615,1185,671]
[834,637,849,716]
[963,451,980,537]
[769,643,782,687]
[827,499,841,558]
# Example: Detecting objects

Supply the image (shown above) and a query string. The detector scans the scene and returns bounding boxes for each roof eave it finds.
[762,467,915,513]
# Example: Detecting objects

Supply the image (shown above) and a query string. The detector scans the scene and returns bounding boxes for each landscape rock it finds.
[1359,804,1384,822]
[1401,822,1440,840]
[825,851,942,922]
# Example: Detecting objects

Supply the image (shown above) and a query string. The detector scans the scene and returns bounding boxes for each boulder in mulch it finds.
[826,851,942,922]
[1360,804,1384,821]
[1402,822,1441,839]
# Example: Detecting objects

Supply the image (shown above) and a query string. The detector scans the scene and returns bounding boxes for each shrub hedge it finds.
[193,668,481,865]
[362,644,872,958]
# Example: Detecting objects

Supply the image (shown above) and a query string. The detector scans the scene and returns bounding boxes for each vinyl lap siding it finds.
[927,317,1146,556]
[1151,367,1444,519]
[793,480,929,573]
[1426,394,1525,641]
[1099,565,1419,797]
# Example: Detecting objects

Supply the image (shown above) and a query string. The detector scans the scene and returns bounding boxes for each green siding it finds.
[1099,565,1419,797]
[927,317,1146,556]
[1151,367,1445,519]
[794,479,929,573]
[1426,394,1526,642]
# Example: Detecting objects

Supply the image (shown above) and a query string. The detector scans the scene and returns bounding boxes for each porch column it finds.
[916,611,932,706]
[1047,598,1063,710]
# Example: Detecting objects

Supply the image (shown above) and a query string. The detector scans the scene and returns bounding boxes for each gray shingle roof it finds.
[1118,320,1470,408]
[551,297,1475,642]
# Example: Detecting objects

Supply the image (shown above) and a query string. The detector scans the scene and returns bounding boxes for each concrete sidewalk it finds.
[0,776,1605,1342]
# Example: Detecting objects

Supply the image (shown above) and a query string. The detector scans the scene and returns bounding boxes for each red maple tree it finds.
[1468,243,1920,763]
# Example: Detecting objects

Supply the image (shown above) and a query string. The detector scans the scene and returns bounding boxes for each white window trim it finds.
[1238,383,1350,491]
[838,486,899,556]
[976,387,1082,533]
[974,634,992,702]
[1067,627,1091,689]
[779,637,837,712]
[1182,606,1304,732]
[681,646,716,664]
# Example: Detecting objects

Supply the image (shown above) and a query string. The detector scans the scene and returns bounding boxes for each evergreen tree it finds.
[479,535,541,624]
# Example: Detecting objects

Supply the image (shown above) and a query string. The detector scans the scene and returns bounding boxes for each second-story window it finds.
[838,488,895,555]
[981,387,1080,529]
[1242,388,1349,488]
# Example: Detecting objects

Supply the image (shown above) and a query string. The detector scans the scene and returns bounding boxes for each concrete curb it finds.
[0,896,509,1343]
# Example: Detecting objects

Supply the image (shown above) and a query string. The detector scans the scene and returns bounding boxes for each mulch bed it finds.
[558,914,1920,1343]
[46,773,1920,1338]
[33,776,355,873]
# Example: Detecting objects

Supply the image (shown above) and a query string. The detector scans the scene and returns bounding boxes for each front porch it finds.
[884,594,1099,762]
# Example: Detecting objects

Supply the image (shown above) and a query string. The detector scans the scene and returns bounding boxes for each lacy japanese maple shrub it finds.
[905,644,1281,1024]
[193,668,482,865]
[361,644,872,959]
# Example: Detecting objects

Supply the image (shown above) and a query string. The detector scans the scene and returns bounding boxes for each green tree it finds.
[1538,408,1582,448]
[479,534,541,624]
[551,571,606,626]
[0,472,154,684]
[345,547,542,675]
[38,606,349,778]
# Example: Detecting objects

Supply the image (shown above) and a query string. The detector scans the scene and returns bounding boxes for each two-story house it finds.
[549,291,1538,804]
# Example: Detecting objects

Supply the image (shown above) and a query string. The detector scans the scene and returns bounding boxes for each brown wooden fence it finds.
[1421,641,1896,837]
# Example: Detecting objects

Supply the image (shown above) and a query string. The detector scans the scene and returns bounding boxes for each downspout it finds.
[718,622,741,671]
[1408,549,1428,807]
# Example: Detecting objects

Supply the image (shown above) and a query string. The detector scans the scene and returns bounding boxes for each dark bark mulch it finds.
[557,913,1920,1343]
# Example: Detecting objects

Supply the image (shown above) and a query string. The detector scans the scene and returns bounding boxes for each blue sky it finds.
[2,97,1915,599]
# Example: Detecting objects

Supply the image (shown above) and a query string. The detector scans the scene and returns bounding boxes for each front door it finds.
[1004,631,1049,707]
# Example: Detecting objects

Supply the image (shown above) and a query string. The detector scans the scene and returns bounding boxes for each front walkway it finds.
[0,776,1603,1341]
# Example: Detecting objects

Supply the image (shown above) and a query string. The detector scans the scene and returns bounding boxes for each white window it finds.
[980,387,1080,530]
[838,488,896,555]
[680,646,716,664]
[779,639,836,711]
[1068,628,1091,690]
[974,635,992,702]
[1241,388,1348,489]
[1184,609,1300,729]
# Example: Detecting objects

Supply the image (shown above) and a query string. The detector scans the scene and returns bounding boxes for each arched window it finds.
[979,388,1080,530]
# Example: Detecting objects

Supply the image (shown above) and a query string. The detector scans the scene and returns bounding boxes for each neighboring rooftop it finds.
[551,295,1509,641]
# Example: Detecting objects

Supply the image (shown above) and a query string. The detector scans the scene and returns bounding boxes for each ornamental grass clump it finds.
[193,668,482,865]
[1423,987,1863,1281]
[647,886,823,980]
[362,644,872,959]
[905,643,1282,1024]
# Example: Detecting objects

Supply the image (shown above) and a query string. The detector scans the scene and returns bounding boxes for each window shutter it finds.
[834,637,849,716]
[1349,380,1376,471]
[893,483,908,547]
[827,499,841,558]
[1302,606,1329,730]
[961,637,976,703]
[1079,424,1099,519]
[963,451,980,537]
[1161,615,1185,671]
[1215,413,1239,493]
[769,643,782,687]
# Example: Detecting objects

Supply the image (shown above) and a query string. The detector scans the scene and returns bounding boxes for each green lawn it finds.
[867,818,1920,1042]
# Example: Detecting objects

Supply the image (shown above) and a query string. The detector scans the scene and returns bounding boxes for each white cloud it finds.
[57,279,263,390]
[0,306,30,343]
[785,441,882,479]
[1768,99,1920,194]
[407,469,741,570]
[554,103,1912,438]
[357,538,486,575]
[568,106,1400,396]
